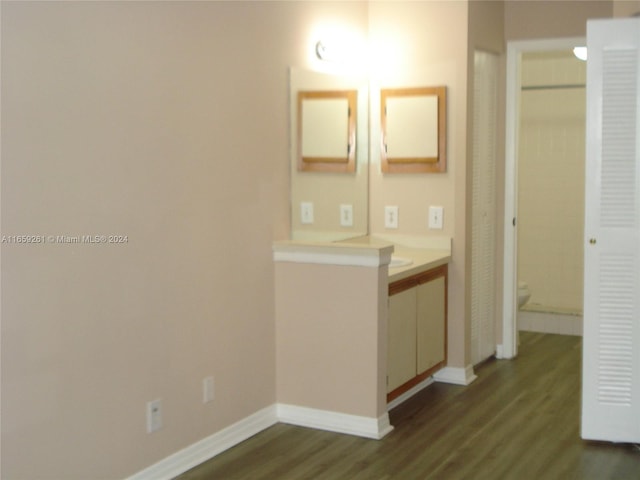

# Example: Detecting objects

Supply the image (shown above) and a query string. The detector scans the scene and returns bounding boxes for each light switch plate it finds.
[429,206,444,229]
[300,202,314,224]
[385,206,399,229]
[340,204,353,227]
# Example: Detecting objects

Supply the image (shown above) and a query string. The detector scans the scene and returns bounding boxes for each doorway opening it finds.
[502,37,586,358]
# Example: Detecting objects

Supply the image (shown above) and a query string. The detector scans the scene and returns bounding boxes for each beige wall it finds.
[0,2,367,479]
[504,0,612,40]
[275,262,387,418]
[613,0,640,17]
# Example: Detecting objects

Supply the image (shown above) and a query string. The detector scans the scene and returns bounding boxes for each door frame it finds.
[501,36,585,359]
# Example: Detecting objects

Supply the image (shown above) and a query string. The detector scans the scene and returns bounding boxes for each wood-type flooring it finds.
[176,332,640,479]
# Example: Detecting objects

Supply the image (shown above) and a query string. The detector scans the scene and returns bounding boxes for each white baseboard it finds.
[433,365,477,386]
[125,405,278,480]
[126,402,394,480]
[518,310,583,336]
[277,404,394,440]
[387,376,435,411]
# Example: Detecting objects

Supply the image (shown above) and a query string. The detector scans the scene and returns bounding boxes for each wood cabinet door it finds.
[416,276,446,375]
[387,288,417,392]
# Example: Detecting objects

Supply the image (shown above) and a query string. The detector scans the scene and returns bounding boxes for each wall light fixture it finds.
[315,41,328,60]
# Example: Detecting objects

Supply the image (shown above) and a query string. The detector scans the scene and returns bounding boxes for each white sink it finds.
[389,256,413,267]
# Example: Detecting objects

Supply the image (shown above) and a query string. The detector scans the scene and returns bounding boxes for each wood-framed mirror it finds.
[297,90,357,173]
[289,68,369,242]
[380,86,446,173]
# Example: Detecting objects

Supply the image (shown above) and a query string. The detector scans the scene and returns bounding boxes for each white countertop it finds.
[335,234,451,282]
[273,239,394,267]
[273,235,451,280]
[387,245,451,282]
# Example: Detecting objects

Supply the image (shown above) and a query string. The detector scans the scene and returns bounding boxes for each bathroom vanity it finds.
[272,236,450,439]
[387,263,447,400]
[337,236,450,400]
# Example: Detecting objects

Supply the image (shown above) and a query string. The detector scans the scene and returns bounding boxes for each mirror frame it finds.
[380,86,447,173]
[297,90,358,173]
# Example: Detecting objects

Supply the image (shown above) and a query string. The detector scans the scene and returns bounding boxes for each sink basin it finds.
[389,256,413,268]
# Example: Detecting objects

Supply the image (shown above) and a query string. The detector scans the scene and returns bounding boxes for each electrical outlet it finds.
[385,206,399,229]
[203,376,215,404]
[340,204,353,227]
[300,202,314,224]
[146,398,162,433]
[429,206,444,229]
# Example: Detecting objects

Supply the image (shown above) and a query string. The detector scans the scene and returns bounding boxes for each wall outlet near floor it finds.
[203,376,215,404]
[428,206,444,229]
[146,398,162,433]
[340,204,353,227]
[385,206,399,229]
[300,202,314,224]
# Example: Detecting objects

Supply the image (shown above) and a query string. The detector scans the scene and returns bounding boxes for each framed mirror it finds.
[289,68,368,241]
[298,90,357,173]
[380,86,447,173]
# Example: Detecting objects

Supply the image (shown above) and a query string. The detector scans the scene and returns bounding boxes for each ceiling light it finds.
[573,46,587,61]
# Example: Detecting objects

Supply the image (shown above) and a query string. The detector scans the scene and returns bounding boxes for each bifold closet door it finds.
[471,50,498,365]
[582,17,640,443]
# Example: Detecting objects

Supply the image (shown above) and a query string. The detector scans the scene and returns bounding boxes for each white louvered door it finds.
[582,17,640,443]
[471,50,498,365]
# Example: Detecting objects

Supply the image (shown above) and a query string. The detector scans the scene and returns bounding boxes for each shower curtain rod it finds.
[521,83,585,91]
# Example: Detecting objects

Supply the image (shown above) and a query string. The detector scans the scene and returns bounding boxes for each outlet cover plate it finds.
[146,398,162,433]
[203,376,215,404]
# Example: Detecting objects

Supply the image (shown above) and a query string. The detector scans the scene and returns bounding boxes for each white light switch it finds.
[429,206,444,229]
[340,204,353,227]
[385,206,399,229]
[301,202,314,224]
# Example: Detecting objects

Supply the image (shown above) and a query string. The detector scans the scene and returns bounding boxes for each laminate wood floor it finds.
[176,333,640,479]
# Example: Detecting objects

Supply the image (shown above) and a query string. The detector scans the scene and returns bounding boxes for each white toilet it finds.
[518,281,531,309]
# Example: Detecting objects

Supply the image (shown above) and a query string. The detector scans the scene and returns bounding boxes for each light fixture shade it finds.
[315,41,328,60]
[573,46,588,61]
[315,40,344,62]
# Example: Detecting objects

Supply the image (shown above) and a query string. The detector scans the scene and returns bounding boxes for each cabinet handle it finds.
[589,238,597,245]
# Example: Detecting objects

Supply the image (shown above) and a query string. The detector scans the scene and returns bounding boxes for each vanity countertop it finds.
[273,238,394,268]
[387,246,450,283]
[336,234,451,283]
